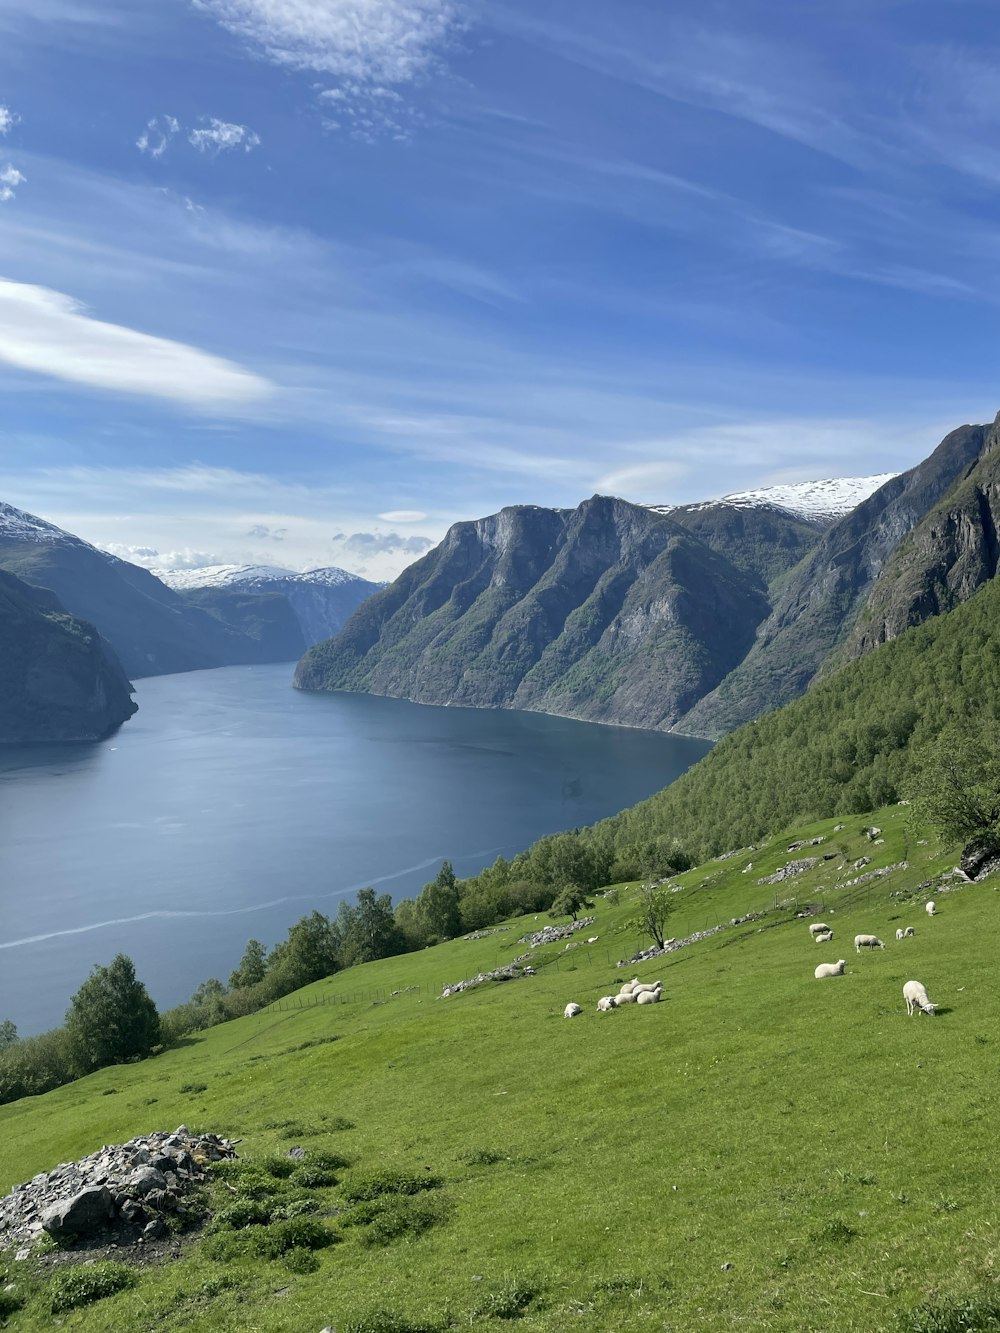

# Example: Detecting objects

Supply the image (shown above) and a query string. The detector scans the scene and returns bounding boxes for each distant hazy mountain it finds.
[0,567,136,743]
[0,504,307,678]
[156,564,383,647]
[295,495,780,730]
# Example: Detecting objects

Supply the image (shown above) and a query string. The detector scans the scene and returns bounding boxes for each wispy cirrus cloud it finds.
[194,0,466,138]
[0,104,18,135]
[189,118,261,154]
[378,509,427,522]
[136,114,180,158]
[0,278,273,407]
[0,165,25,203]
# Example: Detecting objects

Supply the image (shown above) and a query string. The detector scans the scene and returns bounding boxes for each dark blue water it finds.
[0,664,710,1035]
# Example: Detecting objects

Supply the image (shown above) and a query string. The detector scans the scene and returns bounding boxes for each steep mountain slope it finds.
[0,568,136,743]
[295,495,770,731]
[841,413,1000,660]
[663,501,823,591]
[0,505,304,677]
[175,588,307,661]
[158,564,381,646]
[676,422,988,736]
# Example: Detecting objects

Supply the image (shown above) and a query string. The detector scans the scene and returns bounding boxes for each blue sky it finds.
[1,0,999,578]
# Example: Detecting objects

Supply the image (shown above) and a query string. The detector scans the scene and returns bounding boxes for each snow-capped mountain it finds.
[0,500,95,547]
[652,474,899,527]
[156,563,383,646]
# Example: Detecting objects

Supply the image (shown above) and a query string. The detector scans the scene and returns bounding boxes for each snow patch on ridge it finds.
[652,474,899,526]
[155,563,365,590]
[0,501,88,547]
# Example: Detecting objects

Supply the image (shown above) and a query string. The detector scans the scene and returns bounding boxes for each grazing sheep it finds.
[903,979,937,1016]
[636,989,661,1004]
[926,901,937,916]
[896,928,904,941]
[563,1002,582,1019]
[615,989,637,1004]
[596,995,618,1012]
[814,960,846,979]
[855,934,885,952]
[814,931,834,945]
[808,922,832,938]
[904,926,916,938]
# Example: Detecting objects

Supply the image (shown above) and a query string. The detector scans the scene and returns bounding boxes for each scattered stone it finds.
[519,917,596,948]
[462,927,512,942]
[836,862,908,891]
[143,1218,168,1241]
[617,912,766,967]
[959,837,1000,881]
[787,837,825,852]
[41,1187,116,1241]
[864,826,882,841]
[440,962,537,999]
[756,859,818,886]
[287,1146,307,1160]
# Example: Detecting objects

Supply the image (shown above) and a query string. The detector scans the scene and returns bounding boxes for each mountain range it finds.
[296,420,1000,737]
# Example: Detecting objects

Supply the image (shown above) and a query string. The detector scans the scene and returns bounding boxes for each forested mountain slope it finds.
[676,420,989,736]
[0,568,136,743]
[295,496,780,731]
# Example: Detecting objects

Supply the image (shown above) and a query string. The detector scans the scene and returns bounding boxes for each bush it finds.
[253,1216,337,1258]
[472,1277,538,1320]
[0,1287,24,1320]
[47,1261,137,1313]
[289,1164,338,1189]
[342,1168,442,1203]
[898,1290,1000,1333]
[211,1198,273,1230]
[283,1247,320,1274]
[342,1195,448,1246]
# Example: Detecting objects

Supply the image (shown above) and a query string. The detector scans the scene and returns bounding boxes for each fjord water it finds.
[0,663,710,1035]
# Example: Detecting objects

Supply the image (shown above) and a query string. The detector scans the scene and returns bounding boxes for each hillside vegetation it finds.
[1,806,998,1332]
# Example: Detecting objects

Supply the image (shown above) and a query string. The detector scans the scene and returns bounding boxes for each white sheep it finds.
[904,926,916,938]
[615,989,637,1004]
[926,901,937,916]
[596,995,618,1012]
[896,928,904,941]
[814,960,846,979]
[855,934,885,952]
[632,981,662,996]
[563,1002,582,1018]
[636,989,660,1004]
[808,922,832,937]
[903,979,937,1016]
[814,931,833,945]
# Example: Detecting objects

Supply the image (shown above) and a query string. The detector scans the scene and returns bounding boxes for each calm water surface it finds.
[0,664,710,1034]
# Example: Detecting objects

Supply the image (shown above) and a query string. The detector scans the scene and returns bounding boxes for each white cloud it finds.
[189,118,261,154]
[0,105,18,135]
[136,115,180,158]
[332,530,434,558]
[0,165,25,203]
[0,278,274,407]
[195,0,462,83]
[378,509,427,522]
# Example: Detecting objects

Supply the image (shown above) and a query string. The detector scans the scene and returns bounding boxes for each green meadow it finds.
[2,804,999,1332]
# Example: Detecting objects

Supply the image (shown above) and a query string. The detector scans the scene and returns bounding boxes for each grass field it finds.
[2,804,999,1332]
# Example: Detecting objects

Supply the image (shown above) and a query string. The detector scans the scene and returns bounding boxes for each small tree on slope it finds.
[65,953,160,1075]
[630,882,675,950]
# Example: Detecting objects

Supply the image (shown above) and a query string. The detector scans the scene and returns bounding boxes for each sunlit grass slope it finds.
[2,805,999,1333]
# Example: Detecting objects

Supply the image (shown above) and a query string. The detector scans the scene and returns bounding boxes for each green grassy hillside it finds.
[2,806,997,1332]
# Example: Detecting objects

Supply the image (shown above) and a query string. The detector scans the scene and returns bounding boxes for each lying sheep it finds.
[596,995,618,1012]
[815,960,846,979]
[926,901,937,916]
[632,981,662,996]
[855,934,885,952]
[808,922,832,938]
[564,1002,582,1019]
[615,989,637,1004]
[904,926,916,937]
[814,931,833,945]
[903,979,937,1016]
[636,989,660,1004]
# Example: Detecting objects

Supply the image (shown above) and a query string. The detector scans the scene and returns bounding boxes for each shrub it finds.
[472,1277,538,1320]
[342,1168,443,1203]
[342,1195,448,1247]
[253,1216,337,1258]
[47,1261,137,1313]
[211,1198,273,1230]
[289,1164,338,1189]
[178,1081,207,1094]
[283,1247,320,1274]
[341,1311,440,1333]
[462,1148,507,1166]
[259,1154,296,1180]
[898,1290,1000,1333]
[0,1287,24,1320]
[272,1197,321,1220]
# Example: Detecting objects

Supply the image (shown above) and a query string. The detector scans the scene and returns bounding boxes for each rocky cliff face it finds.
[676,422,989,736]
[295,496,770,731]
[0,569,136,743]
[842,413,1000,658]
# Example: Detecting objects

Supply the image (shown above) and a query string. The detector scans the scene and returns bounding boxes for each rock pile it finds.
[439,962,537,998]
[0,1128,236,1250]
[756,858,819,885]
[835,861,907,891]
[462,927,512,941]
[617,912,766,966]
[519,916,596,948]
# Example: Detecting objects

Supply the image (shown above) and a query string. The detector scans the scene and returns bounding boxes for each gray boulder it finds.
[41,1186,115,1239]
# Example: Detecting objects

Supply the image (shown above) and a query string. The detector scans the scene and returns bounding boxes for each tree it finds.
[910,724,1000,849]
[338,889,402,966]
[267,911,340,995]
[417,861,461,940]
[629,882,675,950]
[229,939,268,990]
[65,954,160,1075]
[0,1020,17,1051]
[549,884,592,922]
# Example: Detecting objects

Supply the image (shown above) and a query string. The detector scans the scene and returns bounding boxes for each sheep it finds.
[855,934,885,952]
[896,928,904,941]
[615,989,637,1004]
[596,995,618,1012]
[563,1002,582,1018]
[636,989,660,1004]
[814,931,834,945]
[632,981,663,996]
[814,960,846,979]
[808,922,832,937]
[926,901,937,916]
[903,979,937,1016]
[904,926,916,938]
